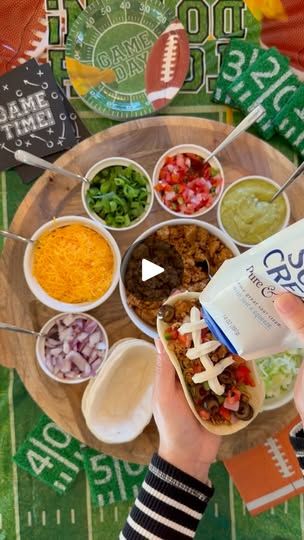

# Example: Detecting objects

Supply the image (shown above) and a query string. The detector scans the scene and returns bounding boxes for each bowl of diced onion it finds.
[36,312,109,384]
[257,349,303,411]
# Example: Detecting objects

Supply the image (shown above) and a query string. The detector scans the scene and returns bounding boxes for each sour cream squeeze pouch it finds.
[200,219,304,360]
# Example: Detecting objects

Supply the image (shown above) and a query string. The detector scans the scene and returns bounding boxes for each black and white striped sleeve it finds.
[290,422,304,471]
[120,453,214,539]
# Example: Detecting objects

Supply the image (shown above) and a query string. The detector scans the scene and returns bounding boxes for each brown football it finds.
[0,0,47,76]
[144,18,190,111]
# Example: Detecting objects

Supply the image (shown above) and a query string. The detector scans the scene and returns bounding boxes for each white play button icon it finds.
[141,259,165,282]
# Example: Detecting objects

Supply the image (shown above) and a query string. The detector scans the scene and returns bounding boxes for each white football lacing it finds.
[179,306,234,395]
[264,437,295,478]
[160,34,179,84]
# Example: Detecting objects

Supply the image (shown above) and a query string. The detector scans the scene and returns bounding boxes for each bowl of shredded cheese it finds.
[23,216,121,312]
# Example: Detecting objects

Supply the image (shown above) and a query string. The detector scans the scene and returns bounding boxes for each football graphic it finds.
[145,19,190,111]
[225,418,304,515]
[0,0,48,76]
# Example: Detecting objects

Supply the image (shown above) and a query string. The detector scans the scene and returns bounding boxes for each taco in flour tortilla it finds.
[157,292,264,435]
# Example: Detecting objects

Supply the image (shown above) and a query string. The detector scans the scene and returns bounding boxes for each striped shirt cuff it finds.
[120,453,214,539]
[290,422,304,471]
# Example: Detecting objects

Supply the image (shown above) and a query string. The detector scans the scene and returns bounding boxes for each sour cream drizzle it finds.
[178,306,234,395]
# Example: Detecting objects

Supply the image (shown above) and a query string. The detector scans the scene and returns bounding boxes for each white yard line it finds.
[132,485,139,498]
[56,509,61,525]
[8,370,20,540]
[0,513,2,529]
[284,501,288,514]
[41,510,46,526]
[99,507,104,523]
[214,503,219,517]
[86,477,93,540]
[70,508,75,524]
[139,1,148,24]
[114,459,127,500]
[114,506,118,522]
[229,477,236,540]
[27,512,32,527]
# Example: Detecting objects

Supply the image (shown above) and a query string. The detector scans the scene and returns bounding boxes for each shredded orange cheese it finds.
[33,224,114,303]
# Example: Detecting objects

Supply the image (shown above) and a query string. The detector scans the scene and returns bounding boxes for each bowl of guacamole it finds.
[217,176,290,247]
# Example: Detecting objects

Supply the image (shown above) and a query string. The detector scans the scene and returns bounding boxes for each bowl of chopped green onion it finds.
[82,158,154,231]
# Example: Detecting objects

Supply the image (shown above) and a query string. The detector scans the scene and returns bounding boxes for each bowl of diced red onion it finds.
[152,144,225,218]
[36,313,108,384]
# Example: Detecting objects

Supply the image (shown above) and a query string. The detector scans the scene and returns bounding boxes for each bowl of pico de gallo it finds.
[152,144,225,218]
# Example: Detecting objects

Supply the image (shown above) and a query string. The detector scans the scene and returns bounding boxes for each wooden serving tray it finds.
[0,116,301,463]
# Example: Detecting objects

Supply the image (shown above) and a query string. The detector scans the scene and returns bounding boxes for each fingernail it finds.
[275,294,301,314]
[154,338,163,354]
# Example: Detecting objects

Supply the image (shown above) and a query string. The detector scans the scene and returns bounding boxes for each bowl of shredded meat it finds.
[120,219,240,338]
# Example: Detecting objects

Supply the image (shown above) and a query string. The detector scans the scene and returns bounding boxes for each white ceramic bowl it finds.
[23,215,121,312]
[262,386,294,411]
[36,312,109,384]
[217,175,290,249]
[152,144,225,218]
[120,218,240,339]
[82,157,154,231]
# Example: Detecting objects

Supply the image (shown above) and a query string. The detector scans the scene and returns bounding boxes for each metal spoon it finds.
[206,105,265,162]
[270,161,304,202]
[14,150,90,184]
[0,322,46,338]
[0,230,33,244]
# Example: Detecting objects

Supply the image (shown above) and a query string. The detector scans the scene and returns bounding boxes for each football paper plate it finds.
[65,0,189,120]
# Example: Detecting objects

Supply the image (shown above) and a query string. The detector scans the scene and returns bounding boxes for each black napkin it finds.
[15,84,90,183]
[0,58,83,174]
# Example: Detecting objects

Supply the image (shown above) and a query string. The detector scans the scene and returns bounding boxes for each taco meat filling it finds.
[160,299,255,425]
[126,225,234,328]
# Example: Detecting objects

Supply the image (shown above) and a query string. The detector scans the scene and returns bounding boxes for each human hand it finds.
[153,339,221,483]
[274,293,304,422]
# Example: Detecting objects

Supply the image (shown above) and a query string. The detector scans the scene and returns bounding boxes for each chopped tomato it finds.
[199,409,210,420]
[224,388,241,411]
[201,328,210,342]
[165,156,174,165]
[155,153,223,215]
[164,326,178,340]
[235,364,255,387]
[226,388,241,405]
[219,406,231,421]
[178,333,192,348]
[193,360,203,374]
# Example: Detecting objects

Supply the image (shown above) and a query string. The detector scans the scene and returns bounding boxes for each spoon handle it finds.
[207,105,265,162]
[0,322,42,338]
[0,230,33,244]
[14,150,89,184]
[271,161,304,202]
